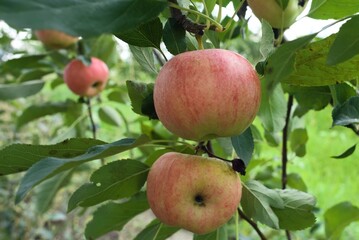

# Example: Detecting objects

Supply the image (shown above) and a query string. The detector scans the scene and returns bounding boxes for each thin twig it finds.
[153,49,166,66]
[85,97,96,139]
[237,208,267,240]
[281,94,294,240]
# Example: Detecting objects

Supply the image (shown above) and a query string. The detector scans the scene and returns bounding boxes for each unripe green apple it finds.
[63,57,109,97]
[247,0,309,28]
[154,49,261,141]
[35,29,79,49]
[146,152,242,234]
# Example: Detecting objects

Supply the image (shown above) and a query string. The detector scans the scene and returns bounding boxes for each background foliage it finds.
[0,0,359,239]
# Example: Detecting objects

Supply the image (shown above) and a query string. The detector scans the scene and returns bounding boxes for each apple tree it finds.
[0,0,359,239]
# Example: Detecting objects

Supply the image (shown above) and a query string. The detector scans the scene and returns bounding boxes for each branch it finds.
[85,97,96,139]
[281,94,294,240]
[237,208,267,240]
[281,94,293,189]
[168,0,207,35]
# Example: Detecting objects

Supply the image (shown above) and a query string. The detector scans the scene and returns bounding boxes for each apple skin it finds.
[35,29,79,49]
[247,0,309,28]
[154,49,261,141]
[63,57,109,97]
[146,152,242,235]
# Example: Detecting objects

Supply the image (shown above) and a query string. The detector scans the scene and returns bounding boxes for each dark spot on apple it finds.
[92,81,102,88]
[194,194,206,207]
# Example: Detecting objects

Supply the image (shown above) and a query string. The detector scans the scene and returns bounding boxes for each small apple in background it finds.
[63,57,109,97]
[247,0,309,28]
[35,29,79,49]
[146,152,242,234]
[154,49,261,141]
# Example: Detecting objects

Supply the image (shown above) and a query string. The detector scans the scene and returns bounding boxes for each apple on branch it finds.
[247,0,309,28]
[63,57,109,97]
[146,152,242,234]
[35,29,79,49]
[154,49,261,141]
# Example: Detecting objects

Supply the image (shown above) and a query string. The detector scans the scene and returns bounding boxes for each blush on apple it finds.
[35,29,79,49]
[154,49,261,141]
[247,0,309,28]
[146,152,242,234]
[63,57,109,97]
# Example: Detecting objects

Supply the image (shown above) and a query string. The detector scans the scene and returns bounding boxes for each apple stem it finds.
[237,208,267,240]
[196,142,246,175]
[84,97,105,166]
[84,97,96,139]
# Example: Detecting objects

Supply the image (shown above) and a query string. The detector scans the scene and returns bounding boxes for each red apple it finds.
[154,49,261,141]
[64,57,109,97]
[146,152,242,234]
[247,0,309,28]
[35,29,79,49]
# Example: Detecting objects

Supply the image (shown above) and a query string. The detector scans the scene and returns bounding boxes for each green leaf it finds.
[0,80,45,100]
[273,189,316,230]
[85,192,150,239]
[0,0,167,37]
[206,0,217,13]
[88,34,119,68]
[265,33,317,90]
[258,83,287,133]
[332,96,359,126]
[16,101,78,129]
[287,86,331,116]
[330,82,357,106]
[0,138,104,176]
[231,127,254,166]
[35,169,73,214]
[68,160,149,212]
[129,45,158,74]
[15,135,150,203]
[286,173,308,192]
[98,106,122,127]
[116,17,163,49]
[259,20,275,60]
[324,202,359,239]
[193,226,227,240]
[327,15,359,65]
[163,18,187,55]
[331,144,357,159]
[284,35,359,86]
[16,68,53,83]
[0,54,48,76]
[289,128,308,157]
[126,80,157,119]
[241,180,283,229]
[134,219,180,240]
[309,0,359,20]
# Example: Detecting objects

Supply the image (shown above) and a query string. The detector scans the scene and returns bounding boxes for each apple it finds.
[35,29,79,49]
[154,49,261,141]
[146,152,242,234]
[63,57,109,97]
[247,0,309,28]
